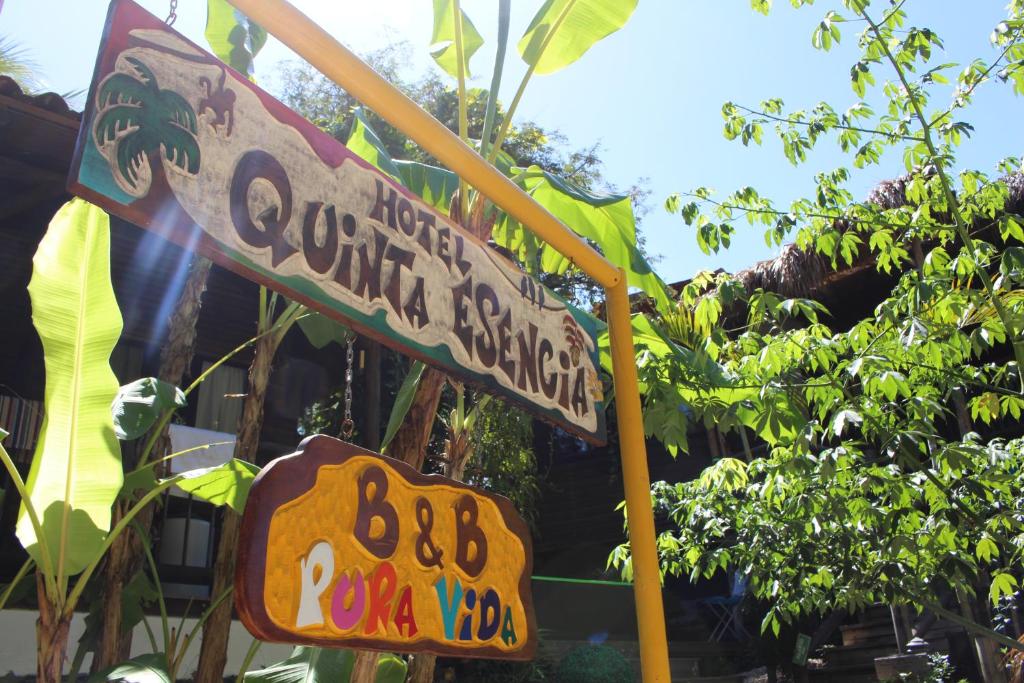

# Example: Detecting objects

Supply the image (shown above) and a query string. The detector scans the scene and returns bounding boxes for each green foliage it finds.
[612,0,1024,643]
[518,0,639,75]
[87,654,171,683]
[430,0,484,78]
[295,311,352,350]
[497,166,669,311]
[242,647,406,683]
[347,107,460,212]
[466,398,540,528]
[172,459,259,514]
[112,378,186,441]
[554,644,634,683]
[205,0,266,80]
[888,653,966,683]
[19,199,123,582]
[0,35,42,91]
[381,360,426,453]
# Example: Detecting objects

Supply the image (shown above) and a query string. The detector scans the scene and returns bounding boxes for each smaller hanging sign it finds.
[235,435,536,660]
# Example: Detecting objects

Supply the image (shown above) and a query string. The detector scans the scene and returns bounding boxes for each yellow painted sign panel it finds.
[235,436,536,660]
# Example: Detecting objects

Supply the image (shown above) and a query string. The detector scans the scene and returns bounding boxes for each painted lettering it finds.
[296,541,334,628]
[229,149,297,267]
[435,575,464,641]
[353,465,399,559]
[454,495,488,577]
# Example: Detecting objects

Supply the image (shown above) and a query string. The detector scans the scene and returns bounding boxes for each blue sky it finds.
[3,0,1021,284]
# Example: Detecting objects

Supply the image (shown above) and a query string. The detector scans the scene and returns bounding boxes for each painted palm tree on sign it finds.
[93,56,200,196]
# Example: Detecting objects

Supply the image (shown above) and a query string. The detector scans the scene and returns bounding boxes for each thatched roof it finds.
[728,172,1024,301]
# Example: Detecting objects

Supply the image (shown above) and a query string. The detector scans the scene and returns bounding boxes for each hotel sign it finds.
[69,0,606,443]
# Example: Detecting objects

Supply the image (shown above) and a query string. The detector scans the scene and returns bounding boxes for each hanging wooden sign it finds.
[68,0,606,443]
[235,436,536,659]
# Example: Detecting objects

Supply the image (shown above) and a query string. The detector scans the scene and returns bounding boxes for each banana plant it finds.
[420,0,670,312]
[0,199,274,682]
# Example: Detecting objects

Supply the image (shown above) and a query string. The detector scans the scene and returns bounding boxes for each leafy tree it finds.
[609,0,1024,658]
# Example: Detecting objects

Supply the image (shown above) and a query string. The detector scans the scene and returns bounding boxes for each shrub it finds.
[555,644,634,683]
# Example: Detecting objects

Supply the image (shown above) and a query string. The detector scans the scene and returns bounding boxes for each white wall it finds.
[0,609,294,677]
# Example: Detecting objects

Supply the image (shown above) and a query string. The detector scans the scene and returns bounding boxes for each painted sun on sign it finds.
[69,0,607,443]
[236,436,536,659]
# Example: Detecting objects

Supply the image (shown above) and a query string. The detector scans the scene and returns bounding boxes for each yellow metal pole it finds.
[227,0,621,289]
[230,2,673,679]
[607,274,672,683]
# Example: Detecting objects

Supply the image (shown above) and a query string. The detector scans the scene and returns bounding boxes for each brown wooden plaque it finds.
[235,435,536,659]
[68,0,606,443]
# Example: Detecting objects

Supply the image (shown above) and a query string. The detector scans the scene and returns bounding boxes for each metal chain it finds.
[165,0,178,26]
[341,336,355,439]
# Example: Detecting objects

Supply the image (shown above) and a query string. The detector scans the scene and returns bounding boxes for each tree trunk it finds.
[349,366,446,683]
[406,653,437,683]
[195,331,279,681]
[958,588,1008,683]
[37,572,71,683]
[386,367,447,472]
[350,651,381,682]
[94,256,213,671]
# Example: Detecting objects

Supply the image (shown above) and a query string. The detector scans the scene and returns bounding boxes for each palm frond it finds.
[158,89,198,133]
[97,72,150,109]
[0,36,42,91]
[94,106,142,146]
[115,133,147,189]
[123,56,157,87]
[160,124,200,175]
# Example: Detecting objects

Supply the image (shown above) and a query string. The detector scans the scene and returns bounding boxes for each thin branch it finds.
[731,102,924,142]
[861,8,1024,382]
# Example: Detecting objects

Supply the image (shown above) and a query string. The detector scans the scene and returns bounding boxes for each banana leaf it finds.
[429,0,484,78]
[348,107,459,212]
[87,654,170,683]
[173,459,260,513]
[510,166,671,313]
[111,377,186,441]
[205,0,267,80]
[18,199,124,578]
[296,311,352,350]
[243,646,406,683]
[381,361,426,453]
[518,0,638,75]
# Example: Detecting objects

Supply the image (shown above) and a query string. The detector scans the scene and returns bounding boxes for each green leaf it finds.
[112,378,186,441]
[518,0,638,75]
[347,108,404,180]
[296,312,352,350]
[381,361,426,453]
[510,167,671,313]
[347,108,458,212]
[87,654,170,683]
[831,409,862,437]
[374,654,409,683]
[430,0,484,78]
[205,0,267,80]
[975,536,999,563]
[18,199,124,578]
[173,459,260,513]
[243,646,407,683]
[989,572,1017,606]
[394,160,460,212]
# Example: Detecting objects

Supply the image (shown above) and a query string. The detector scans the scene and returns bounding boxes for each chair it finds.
[700,572,749,642]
